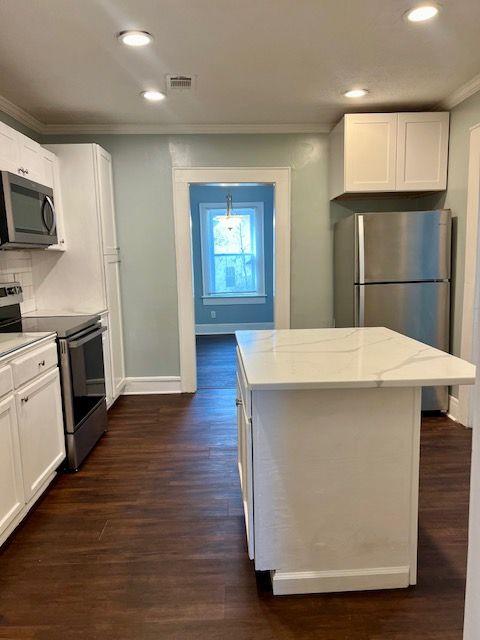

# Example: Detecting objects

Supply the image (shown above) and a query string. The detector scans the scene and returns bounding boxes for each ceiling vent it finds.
[166,75,196,93]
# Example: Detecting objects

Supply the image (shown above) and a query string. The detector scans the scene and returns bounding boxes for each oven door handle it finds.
[68,325,107,348]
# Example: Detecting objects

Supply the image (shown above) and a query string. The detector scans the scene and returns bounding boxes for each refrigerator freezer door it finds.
[356,210,451,283]
[356,281,450,411]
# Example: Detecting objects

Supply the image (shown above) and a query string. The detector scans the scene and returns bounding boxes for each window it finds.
[199,202,265,303]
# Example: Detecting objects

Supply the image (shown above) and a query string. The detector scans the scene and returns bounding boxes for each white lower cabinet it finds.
[0,339,66,547]
[101,312,114,408]
[15,368,65,501]
[0,395,24,538]
[104,254,126,400]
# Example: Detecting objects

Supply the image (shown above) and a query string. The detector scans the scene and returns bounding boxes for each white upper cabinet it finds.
[396,112,450,191]
[344,113,398,193]
[0,122,20,173]
[95,146,118,255]
[41,147,67,251]
[17,133,45,184]
[329,112,450,199]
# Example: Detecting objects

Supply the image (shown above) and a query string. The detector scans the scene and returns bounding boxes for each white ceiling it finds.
[0,0,480,130]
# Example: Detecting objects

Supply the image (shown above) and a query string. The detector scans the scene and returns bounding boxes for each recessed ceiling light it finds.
[405,4,439,22]
[117,30,153,47]
[344,89,368,98]
[141,90,166,102]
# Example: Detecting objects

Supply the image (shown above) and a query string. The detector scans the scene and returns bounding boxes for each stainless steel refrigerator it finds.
[334,209,451,411]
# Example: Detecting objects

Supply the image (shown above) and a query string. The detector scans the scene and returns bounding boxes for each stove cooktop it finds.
[20,314,100,339]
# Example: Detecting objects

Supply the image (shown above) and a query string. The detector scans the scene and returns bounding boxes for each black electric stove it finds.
[0,283,108,471]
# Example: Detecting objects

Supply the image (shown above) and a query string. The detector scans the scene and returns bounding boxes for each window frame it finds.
[199,201,266,304]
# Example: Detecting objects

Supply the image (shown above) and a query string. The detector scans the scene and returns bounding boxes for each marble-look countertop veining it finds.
[0,332,56,361]
[236,328,476,390]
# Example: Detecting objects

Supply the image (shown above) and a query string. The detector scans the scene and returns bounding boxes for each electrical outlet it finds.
[210,310,216,319]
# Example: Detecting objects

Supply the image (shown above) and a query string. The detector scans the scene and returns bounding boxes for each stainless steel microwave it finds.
[0,171,58,249]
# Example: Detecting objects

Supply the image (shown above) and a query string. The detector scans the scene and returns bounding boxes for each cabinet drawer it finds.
[236,348,251,418]
[0,367,13,399]
[12,343,58,389]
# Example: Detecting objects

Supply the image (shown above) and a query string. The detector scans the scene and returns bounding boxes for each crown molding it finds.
[440,72,480,110]
[41,122,333,135]
[0,94,44,133]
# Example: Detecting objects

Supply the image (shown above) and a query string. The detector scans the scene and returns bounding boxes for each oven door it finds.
[0,171,58,248]
[63,324,107,434]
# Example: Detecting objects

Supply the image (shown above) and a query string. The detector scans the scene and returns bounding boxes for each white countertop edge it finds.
[247,375,476,391]
[0,332,57,363]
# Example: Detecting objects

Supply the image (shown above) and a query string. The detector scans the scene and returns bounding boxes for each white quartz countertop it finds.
[236,328,476,390]
[0,332,56,360]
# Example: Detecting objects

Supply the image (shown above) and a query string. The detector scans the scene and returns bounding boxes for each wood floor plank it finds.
[0,339,472,639]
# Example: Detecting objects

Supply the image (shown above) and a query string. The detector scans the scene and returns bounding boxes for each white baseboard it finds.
[123,376,182,395]
[271,566,410,596]
[196,322,274,335]
[448,394,460,422]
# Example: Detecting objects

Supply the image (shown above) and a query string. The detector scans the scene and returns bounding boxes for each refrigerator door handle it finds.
[357,214,365,285]
[358,285,365,327]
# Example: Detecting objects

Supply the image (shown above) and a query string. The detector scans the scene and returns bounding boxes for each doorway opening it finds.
[172,167,291,393]
[190,183,274,389]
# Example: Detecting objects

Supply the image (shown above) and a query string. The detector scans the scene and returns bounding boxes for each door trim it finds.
[172,167,291,393]
[458,124,480,427]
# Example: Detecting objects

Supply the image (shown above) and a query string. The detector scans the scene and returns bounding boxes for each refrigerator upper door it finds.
[356,210,451,283]
[356,281,450,410]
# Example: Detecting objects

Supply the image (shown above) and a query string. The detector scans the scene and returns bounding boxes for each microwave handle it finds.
[42,195,57,235]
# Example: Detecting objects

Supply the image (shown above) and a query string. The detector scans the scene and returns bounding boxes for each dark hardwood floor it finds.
[0,337,472,639]
[196,334,237,389]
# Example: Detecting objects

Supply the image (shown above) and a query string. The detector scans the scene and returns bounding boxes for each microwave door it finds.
[0,171,57,248]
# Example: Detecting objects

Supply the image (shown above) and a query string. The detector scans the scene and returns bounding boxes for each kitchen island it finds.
[235,327,476,595]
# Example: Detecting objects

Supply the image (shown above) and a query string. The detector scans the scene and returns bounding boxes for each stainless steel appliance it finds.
[0,285,107,469]
[334,209,452,411]
[0,171,57,249]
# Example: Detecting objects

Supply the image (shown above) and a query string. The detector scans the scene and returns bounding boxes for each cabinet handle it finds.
[21,396,29,403]
[24,169,29,174]
[235,398,243,406]
[39,360,46,367]
[18,167,24,174]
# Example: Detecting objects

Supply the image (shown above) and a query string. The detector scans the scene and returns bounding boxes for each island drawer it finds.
[12,342,58,389]
[236,348,251,418]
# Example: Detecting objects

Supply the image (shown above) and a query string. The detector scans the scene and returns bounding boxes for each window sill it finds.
[202,295,267,306]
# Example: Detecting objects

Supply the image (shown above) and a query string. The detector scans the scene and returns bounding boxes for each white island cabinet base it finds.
[236,328,476,596]
[254,386,421,595]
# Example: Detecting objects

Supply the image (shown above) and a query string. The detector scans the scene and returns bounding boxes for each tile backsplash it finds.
[0,251,36,313]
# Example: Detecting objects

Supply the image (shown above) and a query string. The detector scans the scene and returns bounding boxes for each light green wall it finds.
[5,94,480,379]
[43,133,331,377]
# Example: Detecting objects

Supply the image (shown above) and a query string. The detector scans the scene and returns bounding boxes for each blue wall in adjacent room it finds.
[189,183,274,326]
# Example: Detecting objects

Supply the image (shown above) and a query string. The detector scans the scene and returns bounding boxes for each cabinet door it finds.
[0,394,25,537]
[104,255,125,399]
[344,113,397,192]
[16,368,65,501]
[42,148,67,250]
[237,390,254,560]
[396,112,449,191]
[0,122,20,173]
[95,146,119,255]
[101,313,114,408]
[18,133,44,184]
